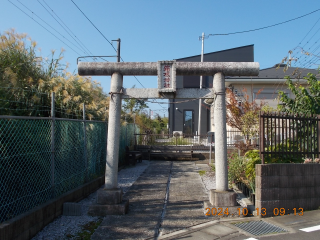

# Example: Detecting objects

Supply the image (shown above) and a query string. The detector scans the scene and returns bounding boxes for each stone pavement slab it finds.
[91,161,171,239]
[91,161,212,239]
[160,162,212,235]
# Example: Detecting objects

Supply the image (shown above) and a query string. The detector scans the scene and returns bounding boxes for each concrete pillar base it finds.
[88,188,129,216]
[209,189,237,207]
[88,199,129,216]
[97,188,123,205]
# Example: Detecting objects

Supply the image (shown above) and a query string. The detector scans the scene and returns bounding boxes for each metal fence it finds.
[226,129,248,147]
[0,89,141,224]
[134,133,210,146]
[133,131,249,147]
[0,116,107,224]
[259,112,320,164]
[119,123,140,165]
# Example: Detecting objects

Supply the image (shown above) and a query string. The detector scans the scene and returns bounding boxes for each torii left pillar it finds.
[88,72,129,216]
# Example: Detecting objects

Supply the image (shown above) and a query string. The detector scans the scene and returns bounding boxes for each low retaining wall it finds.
[0,176,105,240]
[256,164,320,218]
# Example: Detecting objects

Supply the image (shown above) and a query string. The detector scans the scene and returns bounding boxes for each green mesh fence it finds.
[0,117,107,224]
[118,123,140,165]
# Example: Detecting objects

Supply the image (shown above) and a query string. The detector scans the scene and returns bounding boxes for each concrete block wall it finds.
[0,176,105,240]
[256,164,320,218]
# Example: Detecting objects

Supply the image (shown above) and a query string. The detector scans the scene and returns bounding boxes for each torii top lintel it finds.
[78,61,259,77]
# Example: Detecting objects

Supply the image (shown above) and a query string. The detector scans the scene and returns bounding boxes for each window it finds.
[183,110,194,135]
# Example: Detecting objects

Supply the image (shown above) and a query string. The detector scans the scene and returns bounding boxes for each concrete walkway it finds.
[91,160,320,239]
[91,161,213,239]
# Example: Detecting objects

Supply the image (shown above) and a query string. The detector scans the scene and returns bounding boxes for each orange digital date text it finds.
[205,207,304,216]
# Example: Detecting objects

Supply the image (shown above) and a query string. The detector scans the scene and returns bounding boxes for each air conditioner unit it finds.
[173,131,183,138]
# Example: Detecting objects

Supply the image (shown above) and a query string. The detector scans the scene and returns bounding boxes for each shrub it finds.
[245,150,261,182]
[264,140,304,164]
[228,152,246,185]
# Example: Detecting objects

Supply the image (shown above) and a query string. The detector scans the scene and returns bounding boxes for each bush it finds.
[264,140,304,164]
[228,152,246,185]
[245,150,261,182]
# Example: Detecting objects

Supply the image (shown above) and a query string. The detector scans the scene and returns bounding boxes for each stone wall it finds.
[256,164,320,217]
[0,176,105,240]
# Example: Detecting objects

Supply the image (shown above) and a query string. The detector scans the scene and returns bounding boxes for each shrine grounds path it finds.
[91,161,214,239]
[91,161,320,240]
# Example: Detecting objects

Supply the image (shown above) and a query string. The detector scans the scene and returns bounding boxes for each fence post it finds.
[51,92,55,197]
[133,116,136,147]
[318,115,320,159]
[259,111,265,164]
[83,103,88,182]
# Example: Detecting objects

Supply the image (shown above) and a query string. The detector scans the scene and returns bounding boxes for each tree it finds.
[278,72,320,114]
[0,29,110,120]
[226,87,267,145]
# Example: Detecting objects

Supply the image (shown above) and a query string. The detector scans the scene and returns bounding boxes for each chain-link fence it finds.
[0,89,140,224]
[119,123,140,165]
[0,116,107,224]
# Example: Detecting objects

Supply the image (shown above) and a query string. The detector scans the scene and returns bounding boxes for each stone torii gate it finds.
[78,61,259,214]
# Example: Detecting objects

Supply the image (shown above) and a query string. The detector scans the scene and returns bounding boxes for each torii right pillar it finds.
[209,72,237,207]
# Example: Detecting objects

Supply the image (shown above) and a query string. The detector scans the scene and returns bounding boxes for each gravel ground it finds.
[32,160,150,240]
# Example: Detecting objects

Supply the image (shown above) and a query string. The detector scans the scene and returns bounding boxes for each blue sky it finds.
[1,0,320,116]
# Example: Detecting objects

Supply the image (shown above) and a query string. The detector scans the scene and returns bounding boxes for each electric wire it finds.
[15,0,89,58]
[299,16,320,45]
[209,8,320,36]
[291,15,320,67]
[7,0,83,57]
[71,0,165,110]
[70,0,149,89]
[37,0,90,56]
[42,0,94,57]
[70,0,115,51]
[40,0,108,63]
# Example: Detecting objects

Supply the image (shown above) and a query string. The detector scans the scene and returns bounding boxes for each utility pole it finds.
[288,50,297,67]
[198,32,205,143]
[112,38,121,62]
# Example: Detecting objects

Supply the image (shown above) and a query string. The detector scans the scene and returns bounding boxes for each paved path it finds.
[91,161,212,239]
[92,160,320,239]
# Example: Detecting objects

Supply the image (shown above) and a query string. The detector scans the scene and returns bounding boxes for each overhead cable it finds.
[209,9,320,36]
[8,0,83,56]
[71,0,165,109]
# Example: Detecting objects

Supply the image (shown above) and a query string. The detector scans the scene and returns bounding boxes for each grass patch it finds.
[210,164,215,172]
[198,170,206,176]
[67,218,103,239]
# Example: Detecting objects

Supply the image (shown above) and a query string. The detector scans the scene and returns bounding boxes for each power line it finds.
[299,16,320,45]
[43,0,94,57]
[15,0,89,57]
[41,0,109,63]
[71,0,166,109]
[8,0,83,57]
[37,0,90,56]
[70,0,116,51]
[291,16,320,62]
[209,8,320,36]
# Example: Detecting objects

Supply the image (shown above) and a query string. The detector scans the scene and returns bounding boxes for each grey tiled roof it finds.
[227,65,319,79]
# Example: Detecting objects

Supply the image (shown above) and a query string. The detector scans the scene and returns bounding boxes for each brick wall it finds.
[256,164,320,217]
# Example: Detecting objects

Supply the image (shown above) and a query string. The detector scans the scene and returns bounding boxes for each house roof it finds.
[257,65,318,79]
[226,64,319,80]
[175,44,254,62]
